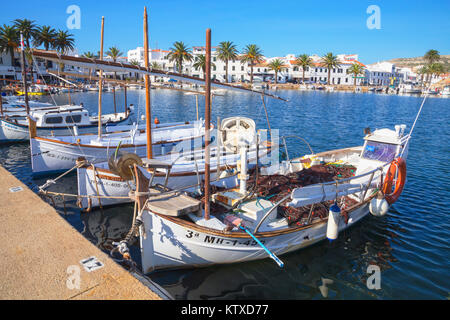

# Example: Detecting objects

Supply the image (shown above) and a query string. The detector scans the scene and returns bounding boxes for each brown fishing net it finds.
[195,164,359,226]
[248,164,358,225]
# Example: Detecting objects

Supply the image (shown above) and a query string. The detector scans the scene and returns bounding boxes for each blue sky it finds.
[1,0,449,64]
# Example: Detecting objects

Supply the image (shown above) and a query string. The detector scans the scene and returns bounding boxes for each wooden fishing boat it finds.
[76,117,271,209]
[30,119,207,175]
[128,124,410,272]
[108,27,415,273]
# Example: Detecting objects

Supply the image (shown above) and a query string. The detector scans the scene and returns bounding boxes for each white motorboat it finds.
[440,86,450,96]
[0,105,131,143]
[400,83,422,94]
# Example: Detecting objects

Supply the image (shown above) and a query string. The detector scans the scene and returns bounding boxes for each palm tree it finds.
[192,54,216,78]
[33,25,57,51]
[53,30,75,76]
[424,50,440,65]
[53,30,75,54]
[105,46,123,62]
[428,63,444,85]
[240,44,263,84]
[267,59,284,84]
[295,54,313,84]
[150,61,162,70]
[0,25,19,66]
[217,41,238,83]
[13,19,37,49]
[167,41,193,73]
[130,59,140,81]
[347,63,365,87]
[82,51,96,83]
[417,65,429,84]
[321,52,339,85]
[106,46,123,80]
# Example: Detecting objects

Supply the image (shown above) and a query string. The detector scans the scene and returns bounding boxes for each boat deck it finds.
[0,164,161,299]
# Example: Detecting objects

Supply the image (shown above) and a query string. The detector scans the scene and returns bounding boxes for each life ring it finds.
[382,157,406,204]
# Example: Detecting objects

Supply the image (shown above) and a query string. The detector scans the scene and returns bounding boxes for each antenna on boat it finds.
[144,6,153,159]
[97,16,105,139]
[260,91,272,139]
[400,89,430,158]
[20,32,30,115]
[204,28,212,220]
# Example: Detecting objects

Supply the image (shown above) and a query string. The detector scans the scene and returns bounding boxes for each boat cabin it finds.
[360,125,409,164]
[30,106,91,127]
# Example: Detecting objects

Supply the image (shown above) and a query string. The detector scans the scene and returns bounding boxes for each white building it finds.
[365,61,404,86]
[126,46,371,86]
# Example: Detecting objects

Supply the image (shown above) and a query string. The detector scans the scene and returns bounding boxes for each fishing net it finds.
[248,164,358,225]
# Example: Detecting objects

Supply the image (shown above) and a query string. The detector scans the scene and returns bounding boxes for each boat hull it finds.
[0,116,131,143]
[76,147,269,209]
[139,203,369,273]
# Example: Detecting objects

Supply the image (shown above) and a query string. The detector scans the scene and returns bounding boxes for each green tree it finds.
[106,46,123,80]
[33,25,57,51]
[82,51,96,83]
[347,63,365,87]
[321,52,339,85]
[13,19,37,49]
[53,30,75,76]
[217,41,238,83]
[0,25,19,66]
[129,59,141,81]
[428,62,444,84]
[193,54,216,78]
[424,49,440,65]
[167,41,193,73]
[267,59,284,84]
[53,30,75,54]
[295,54,313,84]
[240,44,263,84]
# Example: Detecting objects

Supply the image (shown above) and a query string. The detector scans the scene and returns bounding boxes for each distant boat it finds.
[0,105,132,143]
[440,86,450,97]
[401,83,421,94]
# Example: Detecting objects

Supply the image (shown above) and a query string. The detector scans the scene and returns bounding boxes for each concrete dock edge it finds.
[0,164,162,300]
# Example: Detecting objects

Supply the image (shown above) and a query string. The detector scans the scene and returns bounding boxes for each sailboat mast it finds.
[144,7,153,159]
[97,16,105,139]
[20,33,29,114]
[204,28,211,220]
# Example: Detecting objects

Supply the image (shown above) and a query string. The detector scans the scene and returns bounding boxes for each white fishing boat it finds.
[106,26,418,273]
[400,83,422,94]
[75,117,271,210]
[126,124,410,272]
[440,86,450,96]
[30,119,207,175]
[0,105,131,143]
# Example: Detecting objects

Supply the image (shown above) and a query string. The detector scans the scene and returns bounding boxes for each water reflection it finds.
[0,90,448,299]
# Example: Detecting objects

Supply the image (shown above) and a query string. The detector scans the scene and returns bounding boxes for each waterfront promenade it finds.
[0,164,161,300]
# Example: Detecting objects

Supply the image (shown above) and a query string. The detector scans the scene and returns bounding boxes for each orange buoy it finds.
[382,157,407,204]
[154,117,160,124]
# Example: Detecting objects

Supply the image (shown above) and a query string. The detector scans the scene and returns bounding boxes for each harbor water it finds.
[1,89,449,299]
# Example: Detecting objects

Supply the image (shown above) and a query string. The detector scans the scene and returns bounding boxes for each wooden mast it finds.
[204,28,212,220]
[97,16,105,139]
[144,7,152,159]
[124,84,128,116]
[20,33,29,114]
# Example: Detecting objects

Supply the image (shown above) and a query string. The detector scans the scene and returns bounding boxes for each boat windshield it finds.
[361,141,397,162]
